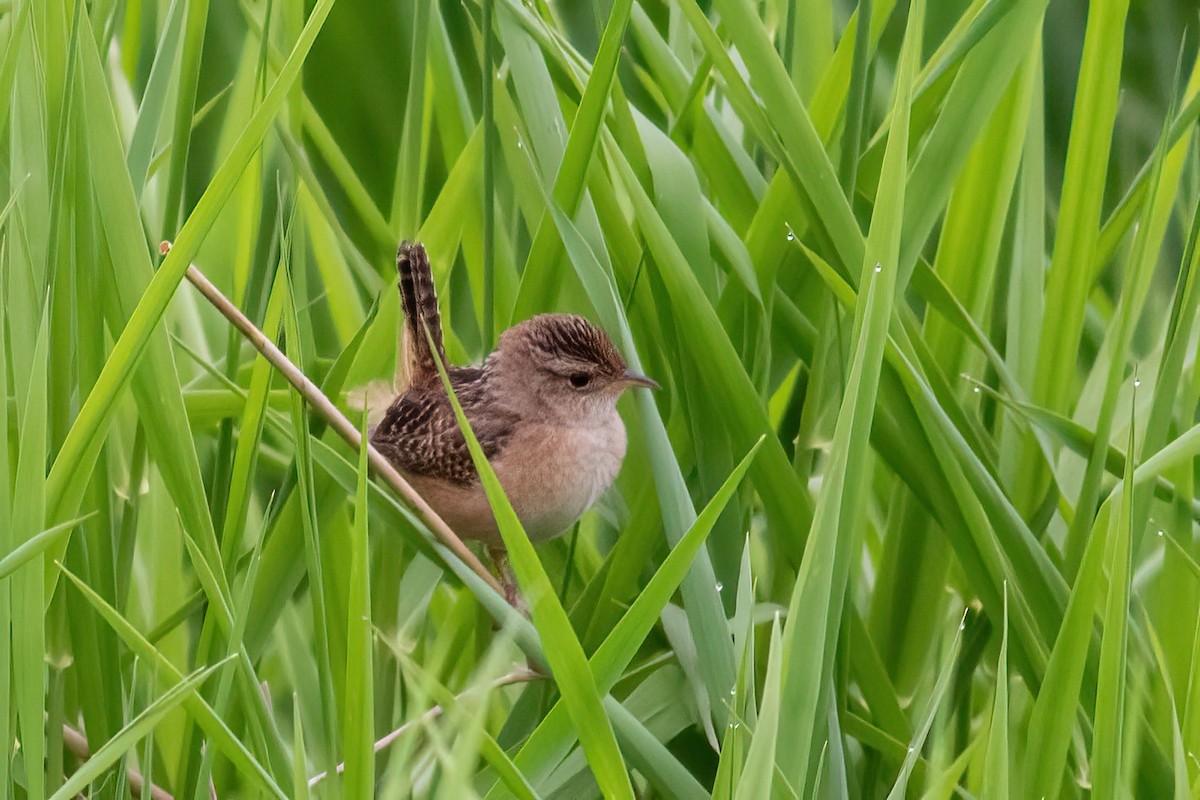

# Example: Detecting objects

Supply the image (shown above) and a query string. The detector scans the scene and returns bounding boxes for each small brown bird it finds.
[370,242,657,596]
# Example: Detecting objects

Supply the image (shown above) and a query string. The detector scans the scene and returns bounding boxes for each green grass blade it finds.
[0,514,94,580]
[11,308,48,800]
[884,612,964,799]
[292,692,312,800]
[510,0,634,321]
[735,612,784,799]
[125,0,185,197]
[1091,395,1137,800]
[342,413,375,796]
[219,261,288,564]
[46,0,338,526]
[159,0,209,233]
[982,588,1011,799]
[776,0,923,790]
[1022,0,1130,501]
[57,565,287,798]
[605,696,708,800]
[1023,506,1111,797]
[683,0,863,273]
[49,658,233,800]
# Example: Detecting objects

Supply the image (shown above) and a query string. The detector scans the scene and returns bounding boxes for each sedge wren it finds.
[370,242,657,592]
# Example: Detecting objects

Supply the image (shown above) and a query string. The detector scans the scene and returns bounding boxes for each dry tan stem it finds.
[62,723,174,800]
[169,246,502,596]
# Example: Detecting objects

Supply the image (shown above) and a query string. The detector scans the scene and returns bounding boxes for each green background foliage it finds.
[1,0,1199,796]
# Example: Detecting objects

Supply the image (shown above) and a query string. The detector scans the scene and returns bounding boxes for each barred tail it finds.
[398,241,445,387]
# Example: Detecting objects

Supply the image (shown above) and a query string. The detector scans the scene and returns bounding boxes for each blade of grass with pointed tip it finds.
[1092,400,1137,800]
[11,309,48,800]
[712,541,758,800]
[160,0,209,234]
[0,514,94,580]
[885,614,964,799]
[1023,504,1112,797]
[56,14,228,622]
[735,613,785,799]
[126,0,185,197]
[800,237,1064,685]
[1127,126,1200,565]
[982,589,1010,799]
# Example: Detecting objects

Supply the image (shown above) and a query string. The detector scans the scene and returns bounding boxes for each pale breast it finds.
[402,413,627,545]
[493,412,627,543]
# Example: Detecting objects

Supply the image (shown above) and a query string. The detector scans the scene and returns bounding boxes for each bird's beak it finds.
[622,370,661,390]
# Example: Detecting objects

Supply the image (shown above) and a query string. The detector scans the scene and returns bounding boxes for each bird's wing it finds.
[369,367,518,486]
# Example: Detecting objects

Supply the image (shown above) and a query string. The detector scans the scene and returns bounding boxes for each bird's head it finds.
[491,314,658,422]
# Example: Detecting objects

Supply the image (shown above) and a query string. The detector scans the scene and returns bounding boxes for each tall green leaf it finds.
[775,0,923,790]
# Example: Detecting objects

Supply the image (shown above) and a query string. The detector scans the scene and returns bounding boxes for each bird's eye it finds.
[569,373,592,389]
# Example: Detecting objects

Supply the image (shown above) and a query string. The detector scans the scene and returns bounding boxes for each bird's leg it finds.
[487,545,526,613]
